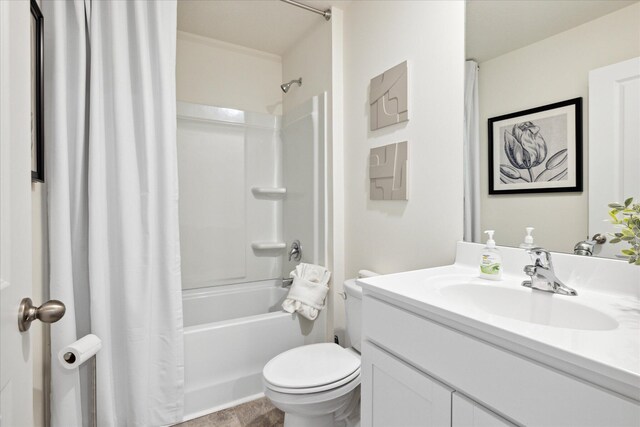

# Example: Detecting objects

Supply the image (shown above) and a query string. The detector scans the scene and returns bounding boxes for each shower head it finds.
[281,78,302,93]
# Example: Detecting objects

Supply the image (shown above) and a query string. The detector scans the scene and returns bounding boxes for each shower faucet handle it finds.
[288,240,302,262]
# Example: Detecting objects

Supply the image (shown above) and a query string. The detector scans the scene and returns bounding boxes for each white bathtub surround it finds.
[282,95,327,275]
[177,102,283,289]
[177,96,327,420]
[358,242,640,425]
[177,96,326,289]
[45,1,184,426]
[283,263,331,320]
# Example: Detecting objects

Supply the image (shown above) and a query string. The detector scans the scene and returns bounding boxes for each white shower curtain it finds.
[463,60,481,243]
[45,1,89,425]
[45,1,184,426]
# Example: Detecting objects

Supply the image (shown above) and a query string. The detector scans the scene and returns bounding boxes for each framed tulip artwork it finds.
[488,98,583,195]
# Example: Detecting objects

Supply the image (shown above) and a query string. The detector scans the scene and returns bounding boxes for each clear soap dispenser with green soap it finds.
[480,230,502,280]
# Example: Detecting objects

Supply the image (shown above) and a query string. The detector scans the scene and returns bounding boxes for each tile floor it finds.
[175,397,284,427]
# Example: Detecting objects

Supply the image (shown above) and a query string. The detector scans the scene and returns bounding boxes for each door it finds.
[0,0,35,426]
[588,57,640,258]
[361,341,453,427]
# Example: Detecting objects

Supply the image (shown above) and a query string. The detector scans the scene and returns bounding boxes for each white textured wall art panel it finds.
[370,141,408,200]
[369,61,408,131]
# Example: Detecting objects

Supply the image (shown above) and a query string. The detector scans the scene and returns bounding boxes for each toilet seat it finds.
[265,367,360,394]
[263,343,361,395]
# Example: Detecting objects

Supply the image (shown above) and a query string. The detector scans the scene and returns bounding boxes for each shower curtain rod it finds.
[280,0,331,21]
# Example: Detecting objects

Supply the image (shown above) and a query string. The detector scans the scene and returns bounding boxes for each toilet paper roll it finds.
[58,334,102,370]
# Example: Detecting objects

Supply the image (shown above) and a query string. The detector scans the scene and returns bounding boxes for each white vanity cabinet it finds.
[361,341,453,427]
[361,339,514,427]
[452,393,515,427]
[361,294,640,427]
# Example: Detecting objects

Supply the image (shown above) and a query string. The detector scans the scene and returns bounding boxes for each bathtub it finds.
[182,279,322,421]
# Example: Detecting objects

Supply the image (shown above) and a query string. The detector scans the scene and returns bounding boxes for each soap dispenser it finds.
[480,230,502,280]
[519,227,535,249]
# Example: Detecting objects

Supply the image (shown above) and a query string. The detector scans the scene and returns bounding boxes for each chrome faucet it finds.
[573,233,606,256]
[522,247,577,296]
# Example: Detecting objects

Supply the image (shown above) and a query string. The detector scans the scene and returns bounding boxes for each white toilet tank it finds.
[343,279,363,352]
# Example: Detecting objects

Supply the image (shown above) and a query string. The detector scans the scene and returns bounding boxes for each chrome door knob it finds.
[18,298,66,332]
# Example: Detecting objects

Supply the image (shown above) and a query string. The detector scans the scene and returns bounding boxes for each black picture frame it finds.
[488,98,582,195]
[31,0,44,182]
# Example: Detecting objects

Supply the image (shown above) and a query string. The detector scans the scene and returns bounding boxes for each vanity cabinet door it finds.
[361,341,453,427]
[452,392,516,427]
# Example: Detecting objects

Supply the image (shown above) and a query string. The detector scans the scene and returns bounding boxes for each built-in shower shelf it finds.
[251,242,287,251]
[251,187,287,199]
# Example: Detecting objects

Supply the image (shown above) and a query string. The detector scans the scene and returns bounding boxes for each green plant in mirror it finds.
[608,197,640,265]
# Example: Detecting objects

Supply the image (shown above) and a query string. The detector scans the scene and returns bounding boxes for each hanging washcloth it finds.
[282,263,331,320]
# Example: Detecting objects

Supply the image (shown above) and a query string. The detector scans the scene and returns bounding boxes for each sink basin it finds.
[440,283,619,331]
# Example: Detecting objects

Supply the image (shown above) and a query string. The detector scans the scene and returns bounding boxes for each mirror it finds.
[464,0,640,258]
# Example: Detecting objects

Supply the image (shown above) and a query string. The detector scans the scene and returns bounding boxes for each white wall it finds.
[478,3,640,253]
[176,31,283,115]
[342,1,465,281]
[282,22,332,114]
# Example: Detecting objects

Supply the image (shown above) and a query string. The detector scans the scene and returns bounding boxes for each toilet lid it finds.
[265,369,360,395]
[263,343,360,390]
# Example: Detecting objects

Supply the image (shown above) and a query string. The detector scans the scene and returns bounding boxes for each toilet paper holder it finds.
[18,297,66,332]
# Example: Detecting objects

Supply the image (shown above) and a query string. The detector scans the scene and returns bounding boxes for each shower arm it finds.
[280,0,331,21]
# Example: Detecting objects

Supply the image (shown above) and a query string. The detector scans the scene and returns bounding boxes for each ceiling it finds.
[466,0,639,62]
[177,0,347,56]
[178,1,638,60]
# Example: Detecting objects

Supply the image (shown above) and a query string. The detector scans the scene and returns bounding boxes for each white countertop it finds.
[358,242,640,401]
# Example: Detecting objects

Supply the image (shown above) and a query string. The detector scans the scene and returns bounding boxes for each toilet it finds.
[263,279,363,427]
